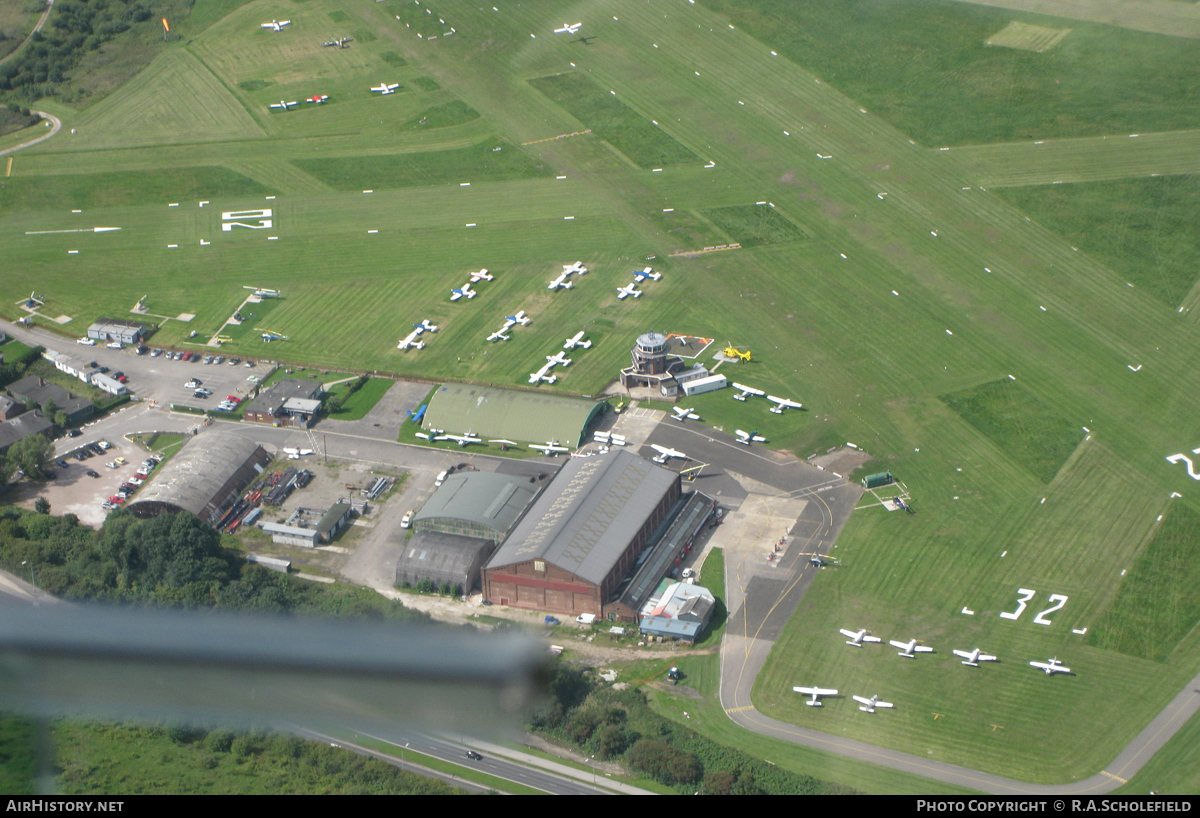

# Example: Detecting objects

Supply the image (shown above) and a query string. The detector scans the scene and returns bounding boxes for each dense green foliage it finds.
[0,715,35,795]
[529,72,699,168]
[996,175,1200,307]
[0,0,161,97]
[0,340,43,388]
[941,379,1081,483]
[702,0,1200,145]
[702,204,807,248]
[292,141,546,191]
[529,663,856,795]
[44,719,466,794]
[1089,503,1200,661]
[0,506,427,621]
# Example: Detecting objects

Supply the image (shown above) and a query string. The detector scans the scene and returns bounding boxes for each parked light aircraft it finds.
[306,95,329,104]
[632,267,661,282]
[321,37,351,48]
[670,407,700,422]
[890,639,934,659]
[443,433,482,447]
[548,272,574,290]
[530,442,569,455]
[793,686,838,707]
[735,429,766,445]
[562,261,588,275]
[415,320,438,333]
[371,83,401,94]
[616,283,642,300]
[547,351,572,367]
[486,330,509,343]
[528,362,558,385]
[554,22,582,34]
[732,382,765,401]
[1030,657,1071,675]
[261,19,291,31]
[504,311,531,327]
[650,444,687,464]
[397,332,425,351]
[953,648,998,667]
[564,331,592,350]
[768,395,803,414]
[840,628,882,647]
[468,268,493,282]
[450,282,476,301]
[269,100,297,110]
[853,694,894,713]
[260,331,287,342]
[489,439,519,450]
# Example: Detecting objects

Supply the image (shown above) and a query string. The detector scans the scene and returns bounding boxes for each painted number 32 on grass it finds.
[222,209,273,231]
[1000,588,1068,625]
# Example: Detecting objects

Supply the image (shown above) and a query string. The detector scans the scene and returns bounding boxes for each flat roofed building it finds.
[413,471,541,542]
[126,432,272,526]
[483,450,680,620]
[86,319,147,345]
[423,383,605,449]
[243,379,323,427]
[395,531,495,593]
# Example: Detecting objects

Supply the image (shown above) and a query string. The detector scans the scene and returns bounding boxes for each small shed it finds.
[315,501,353,542]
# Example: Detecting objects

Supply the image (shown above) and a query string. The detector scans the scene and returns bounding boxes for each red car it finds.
[108,496,125,505]
[226,396,241,403]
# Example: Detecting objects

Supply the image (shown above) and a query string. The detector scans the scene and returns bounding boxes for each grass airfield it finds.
[4,0,1200,790]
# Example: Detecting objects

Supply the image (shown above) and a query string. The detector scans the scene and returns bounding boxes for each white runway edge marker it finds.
[564,216,574,220]
[68,250,78,255]
[167,244,178,249]
[268,237,278,241]
[945,329,953,335]
[1008,374,1016,380]
[363,190,373,194]
[199,201,209,207]
[460,182,470,186]
[266,196,276,200]
[556,175,567,180]
[465,223,476,227]
[368,230,378,234]
[961,608,974,615]
[663,208,674,212]
[72,210,81,213]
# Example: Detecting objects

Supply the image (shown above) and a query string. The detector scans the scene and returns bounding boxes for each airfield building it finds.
[6,376,94,426]
[482,450,682,621]
[422,383,605,449]
[638,581,716,645]
[0,411,53,455]
[619,331,710,397]
[86,319,148,346]
[242,378,324,428]
[395,531,495,594]
[126,432,272,526]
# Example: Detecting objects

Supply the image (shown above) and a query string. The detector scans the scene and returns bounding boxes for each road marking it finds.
[1100,771,1127,783]
[725,705,754,713]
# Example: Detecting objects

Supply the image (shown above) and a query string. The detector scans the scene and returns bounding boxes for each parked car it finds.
[77,337,95,346]
[400,510,414,529]
[97,366,109,374]
[106,342,122,350]
[543,615,560,625]
[57,460,69,469]
[150,348,163,357]
[228,358,240,365]
[226,396,241,403]
[86,470,99,478]
[68,429,82,437]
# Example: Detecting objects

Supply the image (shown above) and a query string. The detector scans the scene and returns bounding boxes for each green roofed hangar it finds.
[422,383,606,448]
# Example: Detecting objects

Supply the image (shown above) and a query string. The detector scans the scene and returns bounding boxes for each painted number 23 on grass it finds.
[1000,588,1068,625]
[222,209,273,231]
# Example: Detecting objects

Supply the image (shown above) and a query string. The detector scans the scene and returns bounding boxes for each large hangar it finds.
[412,471,540,542]
[482,450,681,620]
[127,432,272,526]
[422,383,605,448]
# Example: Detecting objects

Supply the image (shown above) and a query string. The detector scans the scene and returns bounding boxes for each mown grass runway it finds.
[4,0,1200,790]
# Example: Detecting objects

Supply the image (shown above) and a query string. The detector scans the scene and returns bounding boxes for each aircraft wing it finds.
[979,653,997,662]
[838,629,858,639]
[914,646,934,653]
[888,640,909,650]
[952,649,971,660]
[874,700,894,709]
[851,695,871,706]
[732,382,765,396]
[862,635,881,643]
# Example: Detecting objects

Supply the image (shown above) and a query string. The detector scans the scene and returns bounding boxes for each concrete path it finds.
[0,111,62,158]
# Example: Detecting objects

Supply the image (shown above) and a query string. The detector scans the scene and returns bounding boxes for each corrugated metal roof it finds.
[414,472,539,540]
[422,383,605,448]
[487,451,677,585]
[129,432,268,518]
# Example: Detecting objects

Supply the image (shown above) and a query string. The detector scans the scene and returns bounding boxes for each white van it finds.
[400,510,414,529]
[575,613,596,625]
[435,470,448,487]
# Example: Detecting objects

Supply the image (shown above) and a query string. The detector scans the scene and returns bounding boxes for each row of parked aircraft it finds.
[549,261,588,291]
[486,311,530,342]
[616,266,663,301]
[839,628,1072,673]
[793,687,894,713]
[529,351,572,385]
[732,382,803,414]
[269,94,328,111]
[398,319,437,351]
[450,269,494,302]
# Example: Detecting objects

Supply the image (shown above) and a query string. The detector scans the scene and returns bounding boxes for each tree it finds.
[8,433,54,478]
[53,411,67,429]
[33,497,50,515]
[40,399,56,420]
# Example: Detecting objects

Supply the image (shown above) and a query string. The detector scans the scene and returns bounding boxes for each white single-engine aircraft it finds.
[554,22,582,34]
[890,639,934,659]
[415,319,438,333]
[650,444,687,464]
[321,37,351,48]
[269,100,297,110]
[443,433,482,447]
[547,351,572,367]
[732,382,766,401]
[306,94,329,104]
[530,442,569,455]
[261,19,291,31]
[371,82,401,95]
[548,272,574,291]
[793,686,838,707]
[282,447,314,457]
[616,283,642,300]
[564,331,592,350]
[468,268,493,282]
[734,429,766,445]
[671,407,700,422]
[486,330,510,343]
[767,395,803,414]
[632,267,661,282]
[504,311,530,327]
[1030,657,1071,675]
[840,628,882,647]
[450,282,476,301]
[853,694,894,714]
[953,648,998,667]
[562,261,588,275]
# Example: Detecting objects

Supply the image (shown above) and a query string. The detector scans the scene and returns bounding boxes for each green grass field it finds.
[4,0,1200,791]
